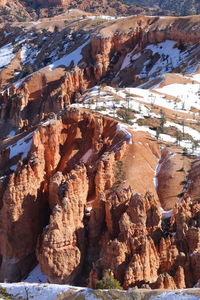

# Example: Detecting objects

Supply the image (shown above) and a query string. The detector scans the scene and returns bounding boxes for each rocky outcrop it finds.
[0,108,131,282]
[89,191,162,288]
[0,66,89,136]
[0,106,199,288]
[37,166,89,283]
[88,189,200,289]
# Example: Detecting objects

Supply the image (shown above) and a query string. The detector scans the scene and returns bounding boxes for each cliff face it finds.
[37,166,89,283]
[0,66,89,136]
[87,182,200,289]
[0,108,131,282]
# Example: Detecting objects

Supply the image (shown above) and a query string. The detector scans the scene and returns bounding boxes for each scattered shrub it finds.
[0,286,11,300]
[95,270,123,290]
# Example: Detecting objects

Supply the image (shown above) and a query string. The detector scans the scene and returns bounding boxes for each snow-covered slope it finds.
[0,283,200,300]
[73,76,200,155]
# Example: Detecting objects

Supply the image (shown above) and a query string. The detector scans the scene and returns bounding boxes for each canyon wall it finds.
[90,15,200,80]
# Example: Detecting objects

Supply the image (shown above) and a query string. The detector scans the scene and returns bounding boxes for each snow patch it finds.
[153,292,200,300]
[8,132,33,160]
[8,130,16,137]
[49,39,89,70]
[161,208,173,219]
[154,153,174,191]
[7,132,34,171]
[117,124,132,144]
[0,283,80,300]
[24,265,47,283]
[0,43,15,69]
[80,149,92,164]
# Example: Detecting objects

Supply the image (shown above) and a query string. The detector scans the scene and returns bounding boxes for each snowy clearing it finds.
[152,292,200,300]
[120,40,197,78]
[0,283,108,300]
[0,283,82,300]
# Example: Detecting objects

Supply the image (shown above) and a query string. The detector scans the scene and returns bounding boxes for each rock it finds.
[37,165,89,283]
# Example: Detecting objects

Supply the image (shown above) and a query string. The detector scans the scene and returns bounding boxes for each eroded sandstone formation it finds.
[0,13,200,290]
[0,108,130,282]
[0,103,199,288]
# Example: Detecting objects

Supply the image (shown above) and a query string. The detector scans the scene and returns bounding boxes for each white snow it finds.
[0,283,105,300]
[119,40,198,80]
[153,292,200,300]
[31,21,41,25]
[154,152,174,190]
[1,283,74,300]
[8,132,33,160]
[20,44,38,65]
[161,208,173,219]
[0,43,15,69]
[8,130,16,137]
[122,83,200,117]
[120,45,138,71]
[159,133,176,144]
[191,74,200,82]
[7,132,34,171]
[80,149,93,163]
[156,83,200,111]
[24,265,47,283]
[116,124,132,144]
[1,283,199,300]
[154,160,162,190]
[87,15,117,21]
[145,41,182,76]
[165,121,200,141]
[49,39,89,70]
[21,45,27,63]
[41,119,57,127]
[72,79,200,155]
